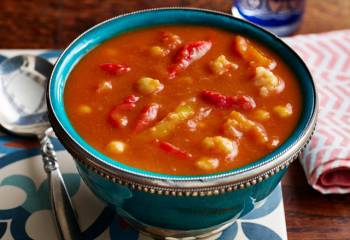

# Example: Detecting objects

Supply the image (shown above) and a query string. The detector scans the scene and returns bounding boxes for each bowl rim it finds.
[47,7,318,194]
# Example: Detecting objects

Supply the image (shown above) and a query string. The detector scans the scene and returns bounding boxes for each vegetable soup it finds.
[64,25,302,175]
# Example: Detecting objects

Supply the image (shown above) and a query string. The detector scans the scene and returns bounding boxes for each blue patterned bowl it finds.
[47,8,317,239]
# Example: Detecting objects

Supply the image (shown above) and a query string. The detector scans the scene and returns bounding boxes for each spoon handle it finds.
[40,128,82,240]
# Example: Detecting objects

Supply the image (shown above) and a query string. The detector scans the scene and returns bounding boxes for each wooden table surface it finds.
[1,0,350,239]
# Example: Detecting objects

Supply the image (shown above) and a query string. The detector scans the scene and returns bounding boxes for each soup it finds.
[64,25,301,175]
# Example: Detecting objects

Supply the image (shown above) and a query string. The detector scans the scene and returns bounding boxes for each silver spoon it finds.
[0,55,81,240]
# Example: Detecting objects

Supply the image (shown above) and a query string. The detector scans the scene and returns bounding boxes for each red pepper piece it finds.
[158,140,192,159]
[201,90,256,111]
[109,112,128,128]
[169,40,212,79]
[134,103,160,132]
[109,95,140,128]
[100,63,131,75]
[116,95,140,111]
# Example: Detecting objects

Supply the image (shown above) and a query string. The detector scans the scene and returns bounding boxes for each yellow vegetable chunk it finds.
[248,123,269,144]
[235,35,276,69]
[202,136,238,158]
[149,45,168,57]
[254,67,284,97]
[195,157,219,171]
[253,109,270,121]
[136,77,164,95]
[150,100,195,138]
[223,119,243,139]
[209,55,238,75]
[224,111,269,145]
[273,103,293,118]
[78,104,92,114]
[106,140,126,154]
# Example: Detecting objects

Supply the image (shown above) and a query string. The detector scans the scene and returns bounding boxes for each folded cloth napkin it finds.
[284,30,350,194]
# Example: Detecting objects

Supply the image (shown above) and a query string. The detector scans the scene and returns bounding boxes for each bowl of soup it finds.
[47,8,317,239]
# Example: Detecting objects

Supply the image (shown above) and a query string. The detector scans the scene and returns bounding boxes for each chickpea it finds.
[274,103,293,118]
[106,140,126,154]
[195,157,219,171]
[78,104,92,114]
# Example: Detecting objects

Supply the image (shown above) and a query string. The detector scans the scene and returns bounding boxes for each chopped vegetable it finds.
[254,67,285,97]
[202,136,238,160]
[99,63,131,75]
[109,113,128,128]
[253,109,270,121]
[158,140,192,159]
[267,136,280,150]
[150,46,167,57]
[136,77,164,95]
[187,107,212,131]
[248,123,269,145]
[161,31,182,50]
[201,90,256,110]
[96,80,112,93]
[223,119,243,139]
[169,40,212,79]
[114,95,140,111]
[235,36,276,69]
[209,55,238,75]
[224,111,268,144]
[195,157,219,171]
[106,140,126,154]
[150,100,195,138]
[109,95,140,128]
[134,103,160,132]
[78,104,92,114]
[273,103,293,118]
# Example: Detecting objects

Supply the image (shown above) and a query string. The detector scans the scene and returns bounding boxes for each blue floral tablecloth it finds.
[0,50,287,240]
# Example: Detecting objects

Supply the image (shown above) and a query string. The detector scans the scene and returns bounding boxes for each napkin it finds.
[284,30,350,194]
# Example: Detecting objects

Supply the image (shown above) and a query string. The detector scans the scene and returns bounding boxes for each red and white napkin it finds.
[284,30,350,194]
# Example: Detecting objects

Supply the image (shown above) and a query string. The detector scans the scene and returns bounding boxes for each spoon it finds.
[0,55,81,240]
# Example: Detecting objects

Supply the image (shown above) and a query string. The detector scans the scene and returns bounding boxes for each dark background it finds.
[1,0,350,239]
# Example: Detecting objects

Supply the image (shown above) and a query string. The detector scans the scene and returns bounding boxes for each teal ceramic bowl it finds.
[47,8,317,239]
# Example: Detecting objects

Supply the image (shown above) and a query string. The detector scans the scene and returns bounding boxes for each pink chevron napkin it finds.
[284,30,350,194]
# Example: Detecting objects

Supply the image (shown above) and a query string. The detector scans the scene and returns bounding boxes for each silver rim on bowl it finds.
[47,7,318,196]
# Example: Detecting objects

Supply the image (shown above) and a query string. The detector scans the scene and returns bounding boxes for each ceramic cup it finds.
[47,8,317,239]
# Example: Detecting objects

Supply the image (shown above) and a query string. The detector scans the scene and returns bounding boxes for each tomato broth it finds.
[64,25,302,175]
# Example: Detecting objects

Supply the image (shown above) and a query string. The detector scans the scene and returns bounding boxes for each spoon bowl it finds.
[0,55,52,136]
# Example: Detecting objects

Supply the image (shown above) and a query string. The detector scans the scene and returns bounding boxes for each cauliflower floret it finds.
[274,103,293,118]
[202,136,238,158]
[136,77,164,95]
[210,55,238,75]
[195,157,219,171]
[161,32,182,50]
[223,119,244,139]
[254,67,284,97]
